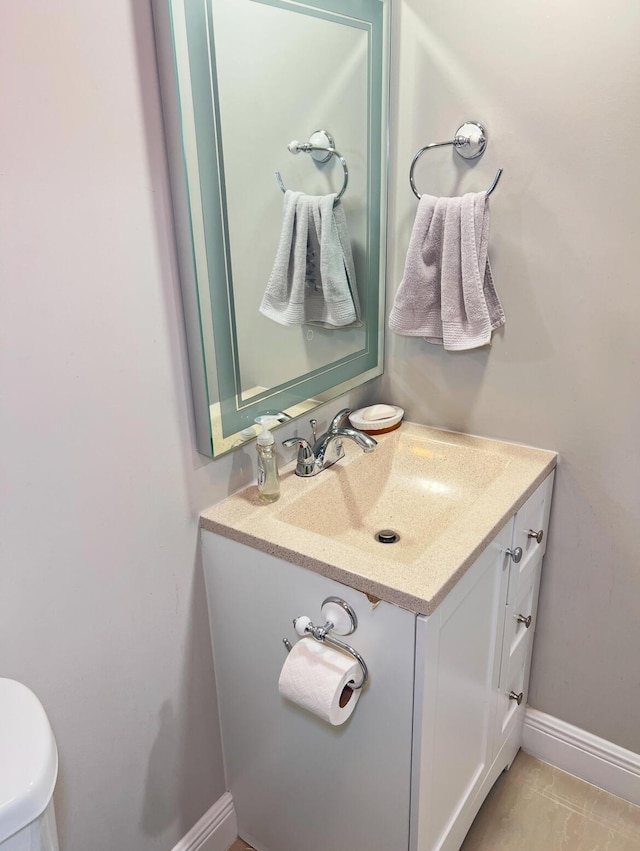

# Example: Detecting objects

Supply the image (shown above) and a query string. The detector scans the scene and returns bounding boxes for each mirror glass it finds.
[154,0,389,456]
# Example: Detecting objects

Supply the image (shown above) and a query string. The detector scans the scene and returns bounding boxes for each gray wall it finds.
[385,0,640,752]
[0,6,371,849]
[0,2,225,848]
[0,2,367,849]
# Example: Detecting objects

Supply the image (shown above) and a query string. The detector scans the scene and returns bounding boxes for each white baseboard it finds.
[172,792,237,851]
[522,708,640,806]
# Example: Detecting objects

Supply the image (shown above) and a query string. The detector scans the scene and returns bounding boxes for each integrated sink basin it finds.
[200,421,557,613]
[277,430,510,564]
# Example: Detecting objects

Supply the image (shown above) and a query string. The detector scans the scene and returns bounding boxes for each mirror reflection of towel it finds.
[389,192,505,350]
[260,190,362,328]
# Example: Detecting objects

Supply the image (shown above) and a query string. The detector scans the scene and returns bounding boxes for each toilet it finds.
[0,679,60,851]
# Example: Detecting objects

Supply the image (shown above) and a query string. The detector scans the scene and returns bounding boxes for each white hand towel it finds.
[260,192,361,328]
[259,190,308,326]
[388,192,505,350]
[304,194,362,328]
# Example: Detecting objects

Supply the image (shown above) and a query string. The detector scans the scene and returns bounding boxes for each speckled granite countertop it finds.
[200,422,557,614]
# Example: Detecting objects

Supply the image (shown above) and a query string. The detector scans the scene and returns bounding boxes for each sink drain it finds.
[375,529,401,544]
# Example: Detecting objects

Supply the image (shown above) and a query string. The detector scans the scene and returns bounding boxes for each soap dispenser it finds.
[255,417,280,503]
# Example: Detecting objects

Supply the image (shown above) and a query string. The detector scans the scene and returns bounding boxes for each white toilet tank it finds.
[0,679,60,851]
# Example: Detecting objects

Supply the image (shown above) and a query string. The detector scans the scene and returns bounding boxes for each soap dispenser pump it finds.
[255,417,281,503]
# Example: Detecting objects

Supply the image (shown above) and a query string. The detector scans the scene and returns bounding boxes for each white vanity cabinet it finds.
[201,532,417,851]
[201,471,554,851]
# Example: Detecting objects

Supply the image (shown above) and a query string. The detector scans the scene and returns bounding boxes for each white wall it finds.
[386,0,640,752]
[0,3,372,849]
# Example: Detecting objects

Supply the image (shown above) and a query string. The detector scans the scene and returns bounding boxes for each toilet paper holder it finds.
[283,597,369,690]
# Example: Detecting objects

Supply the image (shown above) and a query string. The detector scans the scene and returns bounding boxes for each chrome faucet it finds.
[282,408,377,477]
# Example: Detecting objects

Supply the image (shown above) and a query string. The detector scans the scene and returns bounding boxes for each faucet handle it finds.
[282,437,317,477]
[329,408,352,431]
[282,437,312,452]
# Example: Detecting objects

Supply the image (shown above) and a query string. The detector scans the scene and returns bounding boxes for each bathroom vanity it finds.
[201,423,556,851]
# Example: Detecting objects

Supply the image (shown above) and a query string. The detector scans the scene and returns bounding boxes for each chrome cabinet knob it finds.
[506,547,523,563]
[509,690,524,705]
[516,613,532,628]
[528,528,544,544]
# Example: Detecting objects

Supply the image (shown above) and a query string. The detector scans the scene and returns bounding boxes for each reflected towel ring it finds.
[275,130,349,202]
[409,121,503,200]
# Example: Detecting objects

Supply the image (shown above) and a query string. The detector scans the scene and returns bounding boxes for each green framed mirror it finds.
[153,0,390,456]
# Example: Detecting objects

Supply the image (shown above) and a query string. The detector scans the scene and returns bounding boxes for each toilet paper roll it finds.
[278,637,362,725]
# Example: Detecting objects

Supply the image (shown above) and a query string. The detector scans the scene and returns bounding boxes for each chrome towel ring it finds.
[409,121,503,200]
[276,129,349,202]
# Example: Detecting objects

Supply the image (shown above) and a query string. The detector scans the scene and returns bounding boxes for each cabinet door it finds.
[202,532,416,851]
[411,523,512,851]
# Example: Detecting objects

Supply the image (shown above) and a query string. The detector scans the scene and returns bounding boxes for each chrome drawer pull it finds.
[528,528,544,544]
[516,613,532,629]
[509,690,524,705]
[506,547,523,563]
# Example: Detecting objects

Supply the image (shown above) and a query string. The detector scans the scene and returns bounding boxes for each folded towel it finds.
[260,191,361,328]
[388,192,505,350]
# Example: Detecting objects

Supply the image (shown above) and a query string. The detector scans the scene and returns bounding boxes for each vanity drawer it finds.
[506,471,554,606]
[500,554,542,691]
[495,636,532,746]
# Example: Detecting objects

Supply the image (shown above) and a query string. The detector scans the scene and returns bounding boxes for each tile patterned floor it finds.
[229,751,640,850]
[461,751,640,850]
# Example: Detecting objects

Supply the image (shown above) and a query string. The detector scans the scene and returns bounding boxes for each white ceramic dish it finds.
[349,405,404,434]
